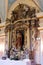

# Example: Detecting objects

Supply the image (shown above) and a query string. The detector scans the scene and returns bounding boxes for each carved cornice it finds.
[5,4,40,32]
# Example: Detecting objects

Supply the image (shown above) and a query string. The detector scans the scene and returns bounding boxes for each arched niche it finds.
[12,21,30,49]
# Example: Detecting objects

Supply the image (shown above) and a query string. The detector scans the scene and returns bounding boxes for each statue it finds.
[15,31,22,50]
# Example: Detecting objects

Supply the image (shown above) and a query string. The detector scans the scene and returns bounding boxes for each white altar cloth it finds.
[0,59,31,65]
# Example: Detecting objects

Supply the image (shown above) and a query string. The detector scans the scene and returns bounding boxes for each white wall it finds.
[36,12,43,65]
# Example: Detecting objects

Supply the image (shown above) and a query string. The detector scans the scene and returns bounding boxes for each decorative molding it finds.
[38,27,43,30]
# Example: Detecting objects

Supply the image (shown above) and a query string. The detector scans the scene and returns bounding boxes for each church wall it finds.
[36,12,43,27]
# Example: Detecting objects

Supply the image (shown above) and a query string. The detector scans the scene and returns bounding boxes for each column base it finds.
[29,50,34,59]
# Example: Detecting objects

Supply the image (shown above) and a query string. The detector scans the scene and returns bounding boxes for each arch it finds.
[7,0,40,18]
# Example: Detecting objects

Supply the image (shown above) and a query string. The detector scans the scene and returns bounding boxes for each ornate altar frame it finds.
[5,4,40,62]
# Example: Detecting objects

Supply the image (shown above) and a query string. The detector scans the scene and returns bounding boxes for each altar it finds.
[0,59,31,65]
[4,3,41,65]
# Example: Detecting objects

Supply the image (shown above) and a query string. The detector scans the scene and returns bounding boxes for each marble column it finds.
[27,28,30,49]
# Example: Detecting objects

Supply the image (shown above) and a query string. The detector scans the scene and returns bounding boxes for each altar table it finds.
[0,59,31,65]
